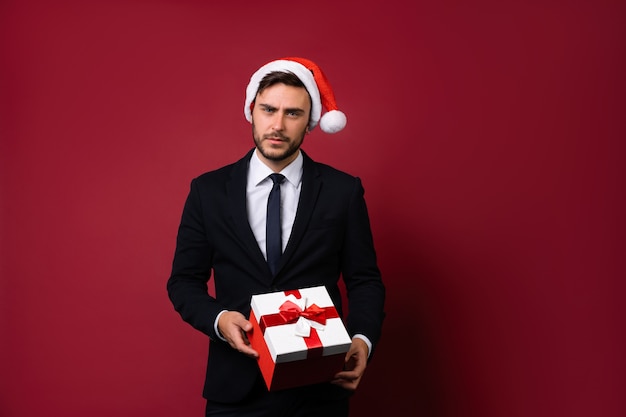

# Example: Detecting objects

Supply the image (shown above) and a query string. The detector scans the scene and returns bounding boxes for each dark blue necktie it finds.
[266,173,285,276]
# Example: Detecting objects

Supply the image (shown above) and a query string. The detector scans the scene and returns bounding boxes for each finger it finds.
[330,377,359,391]
[230,331,258,357]
[334,370,357,381]
[237,344,259,358]
[241,329,253,346]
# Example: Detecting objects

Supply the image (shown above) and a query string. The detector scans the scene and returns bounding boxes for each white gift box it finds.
[247,286,352,391]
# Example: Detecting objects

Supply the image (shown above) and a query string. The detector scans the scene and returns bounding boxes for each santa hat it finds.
[244,57,347,134]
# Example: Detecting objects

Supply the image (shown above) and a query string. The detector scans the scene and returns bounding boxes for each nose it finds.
[271,114,284,131]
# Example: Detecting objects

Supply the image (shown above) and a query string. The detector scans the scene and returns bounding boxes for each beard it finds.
[252,122,307,162]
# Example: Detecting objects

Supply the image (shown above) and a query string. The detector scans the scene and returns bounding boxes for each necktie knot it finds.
[269,173,285,185]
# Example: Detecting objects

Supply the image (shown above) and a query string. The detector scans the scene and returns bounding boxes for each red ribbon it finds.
[259,300,340,333]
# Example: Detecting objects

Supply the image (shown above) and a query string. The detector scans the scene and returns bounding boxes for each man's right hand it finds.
[217,311,259,358]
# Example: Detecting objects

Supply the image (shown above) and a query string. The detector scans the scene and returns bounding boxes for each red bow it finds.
[278,300,327,326]
[258,300,339,334]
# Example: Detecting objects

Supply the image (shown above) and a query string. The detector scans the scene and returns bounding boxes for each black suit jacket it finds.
[167,148,385,403]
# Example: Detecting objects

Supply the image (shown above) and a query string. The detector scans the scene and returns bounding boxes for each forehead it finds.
[255,83,311,109]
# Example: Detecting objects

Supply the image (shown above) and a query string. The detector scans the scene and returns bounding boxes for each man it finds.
[167,57,385,416]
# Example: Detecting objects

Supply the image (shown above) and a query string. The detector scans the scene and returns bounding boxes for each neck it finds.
[256,148,300,173]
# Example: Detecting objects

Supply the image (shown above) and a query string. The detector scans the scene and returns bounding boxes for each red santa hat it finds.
[244,57,347,134]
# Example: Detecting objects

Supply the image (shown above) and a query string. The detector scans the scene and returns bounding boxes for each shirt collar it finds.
[249,149,303,187]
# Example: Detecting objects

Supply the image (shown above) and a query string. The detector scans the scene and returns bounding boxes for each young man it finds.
[167,57,385,417]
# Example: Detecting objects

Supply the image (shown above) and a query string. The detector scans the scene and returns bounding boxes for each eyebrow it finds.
[258,103,305,115]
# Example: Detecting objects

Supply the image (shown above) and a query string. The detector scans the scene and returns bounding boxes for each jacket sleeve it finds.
[341,177,386,357]
[166,178,223,341]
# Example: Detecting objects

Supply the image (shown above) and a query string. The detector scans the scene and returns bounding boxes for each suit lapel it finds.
[226,149,270,275]
[276,151,320,275]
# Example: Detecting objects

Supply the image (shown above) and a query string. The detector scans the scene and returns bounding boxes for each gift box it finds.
[247,286,352,391]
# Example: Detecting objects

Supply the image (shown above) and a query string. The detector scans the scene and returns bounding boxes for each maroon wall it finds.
[1,1,624,416]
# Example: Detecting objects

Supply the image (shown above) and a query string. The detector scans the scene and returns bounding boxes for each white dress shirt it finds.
[246,149,303,259]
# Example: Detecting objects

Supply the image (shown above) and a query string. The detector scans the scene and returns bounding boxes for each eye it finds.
[259,105,276,114]
[286,109,304,118]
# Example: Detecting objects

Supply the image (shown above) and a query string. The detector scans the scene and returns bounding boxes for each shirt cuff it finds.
[214,310,228,342]
[352,334,372,359]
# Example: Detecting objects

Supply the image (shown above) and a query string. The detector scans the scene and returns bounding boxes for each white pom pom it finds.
[319,110,347,134]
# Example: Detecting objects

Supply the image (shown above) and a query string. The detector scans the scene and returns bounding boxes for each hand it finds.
[217,311,259,358]
[331,337,369,391]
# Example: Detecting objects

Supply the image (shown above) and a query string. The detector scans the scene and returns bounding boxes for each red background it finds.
[1,1,625,416]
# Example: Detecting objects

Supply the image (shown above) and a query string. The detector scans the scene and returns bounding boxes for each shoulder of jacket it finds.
[192,149,253,184]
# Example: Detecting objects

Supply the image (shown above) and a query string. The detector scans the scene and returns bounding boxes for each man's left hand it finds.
[331,337,369,391]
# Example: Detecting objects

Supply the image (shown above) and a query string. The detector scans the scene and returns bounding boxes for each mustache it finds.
[263,132,289,141]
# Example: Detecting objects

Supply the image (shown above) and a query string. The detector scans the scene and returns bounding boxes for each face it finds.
[251,83,310,171]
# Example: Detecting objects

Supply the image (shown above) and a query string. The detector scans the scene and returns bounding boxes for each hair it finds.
[256,71,307,96]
